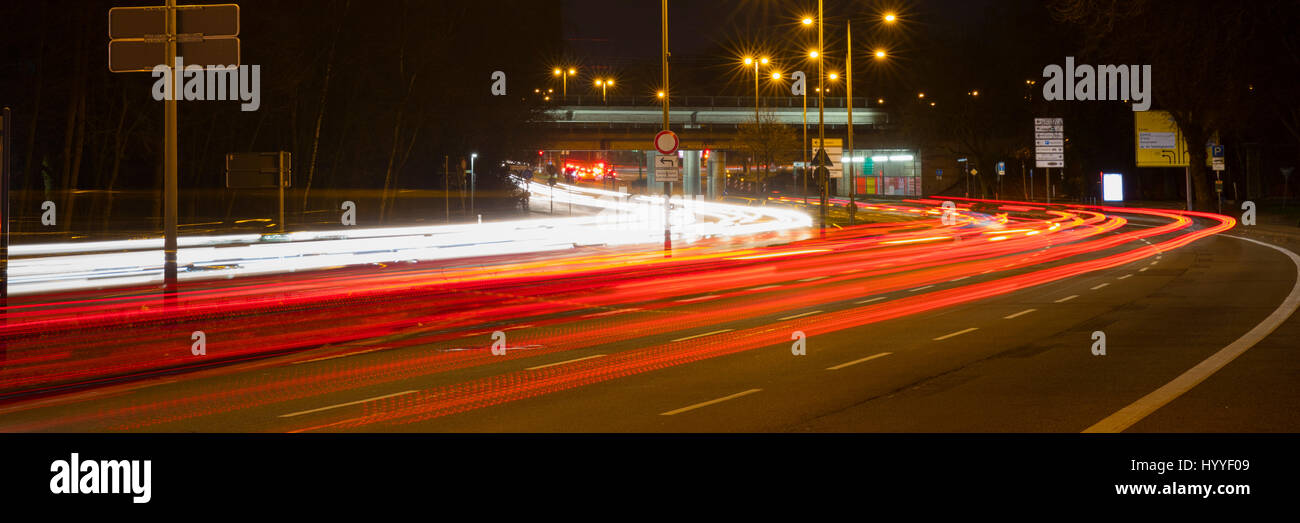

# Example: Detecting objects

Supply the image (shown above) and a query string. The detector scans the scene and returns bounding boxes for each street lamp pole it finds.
[846,21,855,226]
[662,0,671,256]
[470,153,477,218]
[817,0,826,234]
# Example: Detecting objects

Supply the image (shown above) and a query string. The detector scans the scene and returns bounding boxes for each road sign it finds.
[654,130,679,155]
[936,168,942,180]
[1215,179,1224,193]
[109,4,240,39]
[226,152,291,189]
[655,154,681,182]
[811,139,843,179]
[1035,117,1065,168]
[997,161,1006,176]
[109,38,240,72]
[108,4,241,72]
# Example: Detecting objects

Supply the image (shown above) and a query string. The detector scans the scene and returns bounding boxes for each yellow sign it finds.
[1134,111,1215,168]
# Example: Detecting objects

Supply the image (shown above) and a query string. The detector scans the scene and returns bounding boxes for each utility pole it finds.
[1,107,10,314]
[802,79,808,204]
[845,21,854,226]
[662,0,672,256]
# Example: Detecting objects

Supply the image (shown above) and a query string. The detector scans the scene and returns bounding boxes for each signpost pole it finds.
[1185,166,1192,211]
[163,0,179,302]
[278,152,286,234]
[817,0,826,235]
[845,21,854,226]
[2,107,10,313]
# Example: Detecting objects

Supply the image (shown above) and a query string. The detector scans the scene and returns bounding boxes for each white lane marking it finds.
[526,354,606,370]
[279,390,418,418]
[827,352,892,370]
[660,389,762,416]
[582,309,628,319]
[671,329,734,342]
[933,327,978,341]
[1149,260,1158,266]
[798,276,828,282]
[841,268,864,275]
[1003,308,1037,320]
[746,284,781,292]
[1118,274,1133,280]
[909,285,935,292]
[1086,236,1300,433]
[950,276,971,282]
[1055,294,1079,303]
[675,295,721,303]
[778,310,823,321]
[1091,283,1110,290]
[855,297,887,305]
[1139,267,1149,272]
[293,346,390,365]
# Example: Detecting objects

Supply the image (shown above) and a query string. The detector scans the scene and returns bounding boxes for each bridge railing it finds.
[550,95,877,109]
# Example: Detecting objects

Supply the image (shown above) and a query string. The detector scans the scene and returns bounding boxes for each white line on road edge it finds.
[827,352,892,370]
[933,327,978,341]
[779,310,823,321]
[671,329,734,342]
[1091,283,1110,290]
[292,346,390,365]
[660,389,762,416]
[855,297,887,304]
[1054,294,1079,303]
[1085,236,1300,433]
[675,295,721,303]
[526,354,606,370]
[279,390,419,418]
[1003,308,1037,320]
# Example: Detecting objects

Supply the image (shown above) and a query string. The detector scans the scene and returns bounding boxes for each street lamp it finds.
[595,78,614,103]
[743,56,771,121]
[553,67,577,98]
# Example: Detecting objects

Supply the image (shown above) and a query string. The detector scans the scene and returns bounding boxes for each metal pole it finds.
[444,155,450,222]
[1185,166,1193,211]
[1047,167,1051,204]
[662,0,671,256]
[802,87,807,204]
[278,152,285,234]
[817,0,826,234]
[846,21,854,226]
[164,0,179,301]
[1,107,10,313]
[470,154,476,218]
[754,63,759,121]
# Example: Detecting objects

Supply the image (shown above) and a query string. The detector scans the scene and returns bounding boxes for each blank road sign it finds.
[109,37,240,72]
[109,4,240,39]
[226,152,290,189]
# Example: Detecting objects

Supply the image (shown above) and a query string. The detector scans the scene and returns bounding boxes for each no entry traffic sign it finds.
[654,130,679,155]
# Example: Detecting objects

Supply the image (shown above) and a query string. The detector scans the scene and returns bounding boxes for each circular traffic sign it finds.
[654,130,679,155]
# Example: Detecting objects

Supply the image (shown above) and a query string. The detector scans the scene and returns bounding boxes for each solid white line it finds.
[1091,283,1110,290]
[526,354,606,370]
[855,297,887,305]
[279,390,418,418]
[778,310,823,321]
[660,389,762,416]
[1003,308,1037,320]
[827,352,892,370]
[675,295,720,303]
[1085,236,1300,433]
[933,327,978,341]
[1118,274,1133,280]
[671,329,734,342]
[1054,294,1078,303]
[797,276,827,282]
[292,346,389,365]
[909,285,935,292]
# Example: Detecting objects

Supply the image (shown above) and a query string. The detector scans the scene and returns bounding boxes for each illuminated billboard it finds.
[1102,173,1124,201]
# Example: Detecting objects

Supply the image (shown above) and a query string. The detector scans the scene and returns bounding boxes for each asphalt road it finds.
[0,204,1294,433]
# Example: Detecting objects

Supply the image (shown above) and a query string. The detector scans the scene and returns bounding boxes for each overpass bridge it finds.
[542,95,893,151]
